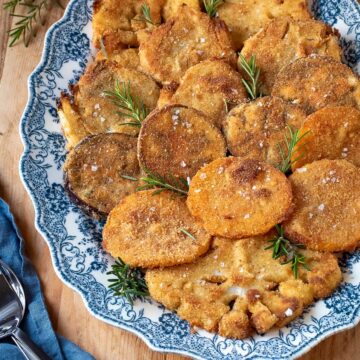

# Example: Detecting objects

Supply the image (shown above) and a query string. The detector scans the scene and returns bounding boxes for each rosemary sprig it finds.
[265,225,310,279]
[140,2,154,25]
[203,0,223,18]
[107,258,148,304]
[179,228,196,240]
[276,126,310,174]
[104,81,149,127]
[239,54,261,100]
[3,0,21,12]
[137,168,189,196]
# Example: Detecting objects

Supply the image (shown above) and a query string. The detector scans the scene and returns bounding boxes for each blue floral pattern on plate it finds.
[19,1,360,359]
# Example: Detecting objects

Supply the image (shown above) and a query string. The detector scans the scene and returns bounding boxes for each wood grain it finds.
[0,1,358,359]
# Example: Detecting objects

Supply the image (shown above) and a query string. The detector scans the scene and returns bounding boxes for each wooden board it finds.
[0,1,359,359]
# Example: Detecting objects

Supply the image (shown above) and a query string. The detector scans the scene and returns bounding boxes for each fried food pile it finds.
[58,0,360,339]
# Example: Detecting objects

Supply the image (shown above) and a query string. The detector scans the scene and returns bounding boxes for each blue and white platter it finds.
[19,1,360,359]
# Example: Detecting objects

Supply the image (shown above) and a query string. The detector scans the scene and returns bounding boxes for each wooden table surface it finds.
[0,2,359,360]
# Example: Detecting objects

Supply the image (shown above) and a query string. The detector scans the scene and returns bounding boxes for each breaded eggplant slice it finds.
[187,157,293,238]
[217,0,311,50]
[272,55,360,114]
[156,83,178,108]
[95,47,140,70]
[73,60,160,136]
[240,17,342,94]
[146,235,341,338]
[92,0,162,48]
[138,105,226,179]
[283,159,360,252]
[139,5,236,84]
[168,60,248,128]
[102,190,212,268]
[57,94,90,150]
[223,96,307,164]
[292,106,360,170]
[64,133,140,216]
[162,0,200,20]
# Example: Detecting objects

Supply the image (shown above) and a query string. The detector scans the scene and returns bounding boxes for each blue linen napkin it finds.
[0,198,95,360]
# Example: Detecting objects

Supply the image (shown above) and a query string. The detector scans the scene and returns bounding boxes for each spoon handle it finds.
[11,327,51,360]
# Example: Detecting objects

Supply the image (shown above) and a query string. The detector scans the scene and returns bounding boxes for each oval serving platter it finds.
[19,1,360,359]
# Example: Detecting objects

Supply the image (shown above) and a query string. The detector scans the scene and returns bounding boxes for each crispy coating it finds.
[57,94,90,150]
[223,96,306,164]
[146,235,341,338]
[291,106,360,170]
[138,105,226,179]
[283,159,360,252]
[167,60,248,128]
[92,0,162,47]
[64,133,140,216]
[272,55,360,114]
[187,157,293,238]
[162,0,200,20]
[156,83,178,108]
[102,190,212,268]
[217,0,311,50]
[139,5,236,84]
[240,17,342,94]
[73,60,160,136]
[95,47,140,70]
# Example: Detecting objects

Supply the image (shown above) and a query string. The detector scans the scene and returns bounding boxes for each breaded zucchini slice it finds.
[139,5,236,84]
[73,60,160,136]
[138,105,226,179]
[187,157,293,238]
[217,0,311,50]
[57,94,90,150]
[168,60,248,128]
[223,96,306,164]
[283,159,360,252]
[64,133,140,216]
[92,0,162,48]
[146,235,341,338]
[95,47,140,70]
[272,55,360,114]
[102,190,212,268]
[240,17,342,95]
[292,106,360,170]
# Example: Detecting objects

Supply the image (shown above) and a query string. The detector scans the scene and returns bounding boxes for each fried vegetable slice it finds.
[283,159,360,252]
[102,190,212,268]
[187,157,293,238]
[240,17,342,94]
[64,133,140,216]
[96,47,140,70]
[272,55,360,114]
[167,59,248,128]
[291,106,360,170]
[162,0,201,20]
[223,96,306,164]
[139,5,236,84]
[217,0,311,50]
[138,105,226,179]
[73,60,160,136]
[146,235,341,338]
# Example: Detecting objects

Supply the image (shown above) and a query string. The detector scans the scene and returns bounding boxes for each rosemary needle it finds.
[179,228,196,240]
[140,2,155,25]
[203,0,223,18]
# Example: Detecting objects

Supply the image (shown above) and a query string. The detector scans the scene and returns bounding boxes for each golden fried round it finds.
[240,17,342,94]
[187,157,293,238]
[73,60,160,136]
[95,47,140,70]
[162,0,200,20]
[217,0,311,50]
[138,105,226,179]
[139,5,236,84]
[102,190,212,268]
[92,0,161,48]
[283,159,360,252]
[272,56,360,114]
[146,235,341,338]
[292,106,360,170]
[64,133,140,216]
[223,96,307,164]
[168,60,248,128]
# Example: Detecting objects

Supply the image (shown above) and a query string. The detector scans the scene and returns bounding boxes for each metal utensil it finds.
[0,259,51,360]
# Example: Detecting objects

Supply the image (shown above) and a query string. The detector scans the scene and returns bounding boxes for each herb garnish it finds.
[104,81,149,127]
[107,258,148,304]
[179,228,196,240]
[140,2,155,25]
[203,0,223,18]
[99,36,108,59]
[239,54,262,100]
[265,225,310,279]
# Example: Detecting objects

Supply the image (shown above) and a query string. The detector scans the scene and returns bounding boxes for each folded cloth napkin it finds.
[0,198,95,360]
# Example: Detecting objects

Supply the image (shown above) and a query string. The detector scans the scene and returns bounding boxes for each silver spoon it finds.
[0,259,51,360]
